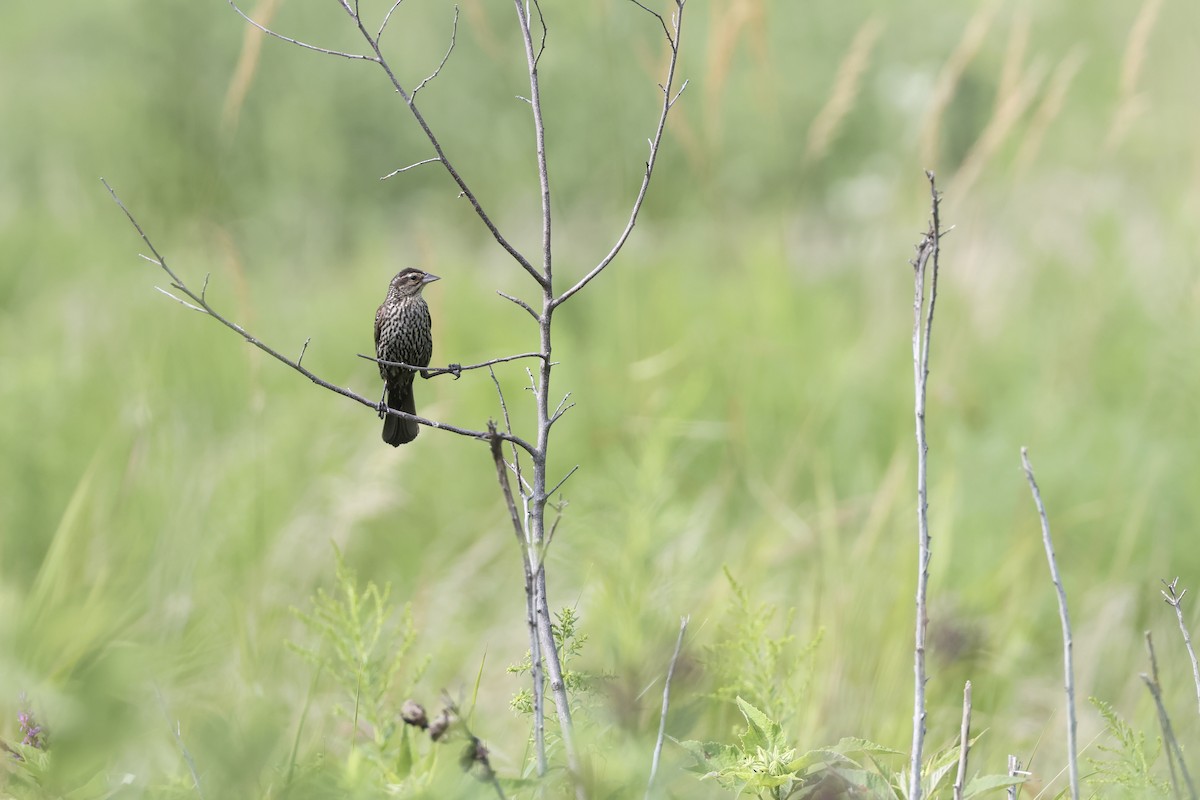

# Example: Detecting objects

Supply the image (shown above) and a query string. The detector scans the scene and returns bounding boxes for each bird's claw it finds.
[449,363,462,380]
[377,400,388,419]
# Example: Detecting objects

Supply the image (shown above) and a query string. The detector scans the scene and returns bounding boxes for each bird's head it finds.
[389,268,441,299]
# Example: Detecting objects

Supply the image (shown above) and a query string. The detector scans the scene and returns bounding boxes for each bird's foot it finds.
[448,363,462,380]
[377,400,389,419]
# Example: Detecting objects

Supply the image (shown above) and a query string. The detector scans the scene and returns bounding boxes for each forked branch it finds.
[102,179,536,457]
[554,0,688,307]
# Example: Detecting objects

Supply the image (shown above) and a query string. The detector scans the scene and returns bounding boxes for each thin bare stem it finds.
[104,180,535,457]
[489,367,527,498]
[513,0,553,281]
[1161,578,1200,715]
[226,0,375,61]
[1021,447,1078,800]
[908,170,943,800]
[554,0,687,307]
[345,14,544,287]
[298,337,311,367]
[1144,631,1191,800]
[1007,756,1024,800]
[645,616,689,799]
[547,464,579,500]
[498,291,540,321]
[953,681,972,800]
[359,351,545,377]
[380,157,441,181]
[411,6,459,100]
[377,0,405,41]
[488,424,545,775]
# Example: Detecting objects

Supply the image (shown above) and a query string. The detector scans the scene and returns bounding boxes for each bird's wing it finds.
[374,304,383,349]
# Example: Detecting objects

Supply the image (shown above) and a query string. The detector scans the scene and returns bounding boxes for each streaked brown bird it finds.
[375,267,439,446]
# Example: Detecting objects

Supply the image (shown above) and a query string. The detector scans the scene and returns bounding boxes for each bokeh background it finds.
[2,0,1198,796]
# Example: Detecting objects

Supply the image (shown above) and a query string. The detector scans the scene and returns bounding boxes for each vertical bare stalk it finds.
[1143,631,1195,800]
[1020,447,1078,800]
[645,615,689,798]
[908,170,944,800]
[1007,755,1024,800]
[953,681,972,800]
[1161,578,1200,715]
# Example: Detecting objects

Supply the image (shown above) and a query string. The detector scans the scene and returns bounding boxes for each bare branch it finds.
[411,6,459,101]
[550,391,574,424]
[908,171,944,800]
[645,616,689,798]
[953,682,972,800]
[380,157,442,181]
[1021,447,1079,800]
[226,0,376,61]
[298,337,311,367]
[1161,577,1200,714]
[546,464,579,499]
[530,0,548,69]
[489,367,527,498]
[513,0,553,280]
[1143,631,1193,799]
[498,291,540,321]
[105,181,536,457]
[155,286,205,313]
[345,14,546,287]
[628,0,672,42]
[554,0,687,307]
[377,0,405,41]
[359,351,545,378]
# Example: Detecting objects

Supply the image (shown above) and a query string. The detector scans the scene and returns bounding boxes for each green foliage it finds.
[1086,698,1170,798]
[706,568,822,726]
[681,698,1020,800]
[288,546,430,792]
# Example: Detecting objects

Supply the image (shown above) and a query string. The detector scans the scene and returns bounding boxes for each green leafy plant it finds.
[288,547,430,792]
[1085,698,1169,798]
[681,698,1021,800]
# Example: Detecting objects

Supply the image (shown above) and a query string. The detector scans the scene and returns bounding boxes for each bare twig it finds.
[546,464,579,499]
[1161,577,1200,714]
[377,0,406,42]
[1143,631,1193,800]
[380,157,442,181]
[953,681,972,800]
[226,0,375,61]
[497,290,540,322]
[359,351,545,378]
[347,12,545,286]
[554,0,687,307]
[411,6,459,100]
[298,337,311,367]
[1021,447,1079,800]
[1007,755,1023,800]
[513,0,553,281]
[103,180,535,457]
[645,616,689,799]
[489,367,527,499]
[908,170,944,800]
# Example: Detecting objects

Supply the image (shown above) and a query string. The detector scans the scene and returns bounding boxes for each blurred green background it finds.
[2,0,1199,796]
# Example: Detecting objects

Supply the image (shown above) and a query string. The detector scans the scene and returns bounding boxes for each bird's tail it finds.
[382,383,420,446]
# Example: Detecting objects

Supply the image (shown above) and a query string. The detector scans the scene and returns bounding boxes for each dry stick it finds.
[101,180,534,457]
[1007,755,1023,800]
[953,681,972,800]
[1161,578,1200,715]
[488,400,546,777]
[359,351,547,378]
[645,616,689,799]
[1020,448,1079,800]
[1143,631,1194,800]
[908,170,944,800]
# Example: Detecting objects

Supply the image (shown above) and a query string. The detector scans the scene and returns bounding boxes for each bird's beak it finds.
[422,273,441,284]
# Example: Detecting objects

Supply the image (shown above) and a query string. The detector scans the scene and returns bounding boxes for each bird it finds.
[375,267,439,446]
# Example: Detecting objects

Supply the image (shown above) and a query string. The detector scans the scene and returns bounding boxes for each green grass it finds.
[3,0,1200,797]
